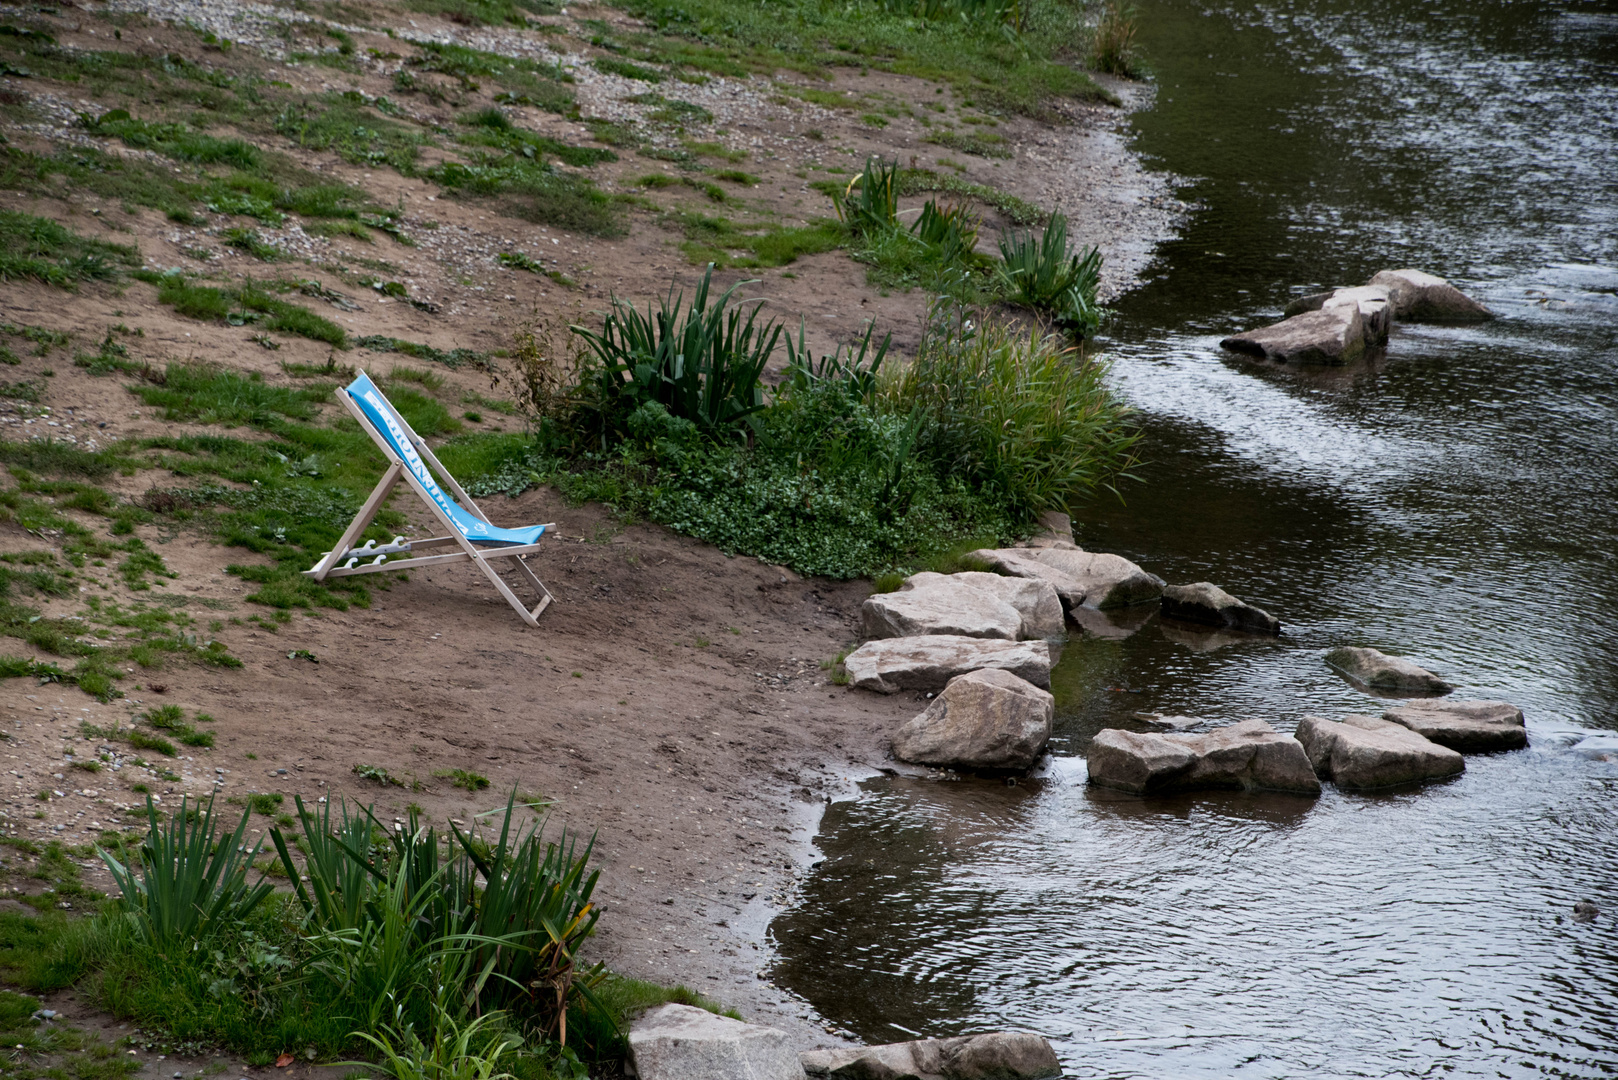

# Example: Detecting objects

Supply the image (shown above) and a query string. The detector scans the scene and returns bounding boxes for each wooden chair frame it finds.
[303,388,555,627]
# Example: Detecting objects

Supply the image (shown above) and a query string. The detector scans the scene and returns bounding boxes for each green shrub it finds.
[1090,0,1143,77]
[878,308,1139,513]
[995,211,1104,338]
[834,158,900,238]
[571,265,778,441]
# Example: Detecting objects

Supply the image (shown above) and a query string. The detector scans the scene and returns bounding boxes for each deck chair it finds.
[303,372,555,626]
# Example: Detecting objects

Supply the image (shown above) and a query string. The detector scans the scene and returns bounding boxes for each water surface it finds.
[770,2,1618,1075]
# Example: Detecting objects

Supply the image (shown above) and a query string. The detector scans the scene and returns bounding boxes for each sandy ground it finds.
[0,0,1183,1058]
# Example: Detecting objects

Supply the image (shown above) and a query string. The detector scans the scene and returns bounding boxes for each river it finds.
[767,1,1618,1076]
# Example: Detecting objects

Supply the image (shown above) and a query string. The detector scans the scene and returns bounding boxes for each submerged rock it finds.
[1220,305,1367,365]
[1133,712,1206,731]
[1160,582,1281,635]
[802,1033,1061,1080]
[1326,646,1455,696]
[1295,714,1464,790]
[1381,699,1527,752]
[1287,285,1393,347]
[629,1004,804,1080]
[1067,602,1156,641]
[844,636,1051,694]
[1086,719,1322,796]
[893,668,1054,771]
[1367,268,1493,322]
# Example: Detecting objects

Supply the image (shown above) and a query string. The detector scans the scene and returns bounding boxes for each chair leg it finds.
[469,552,542,628]
[307,463,404,581]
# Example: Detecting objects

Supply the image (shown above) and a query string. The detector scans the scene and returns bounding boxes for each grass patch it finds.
[595,56,665,82]
[0,211,139,288]
[353,336,491,370]
[434,768,490,791]
[615,0,1112,117]
[670,213,843,269]
[140,275,347,348]
[927,128,1011,159]
[127,363,332,426]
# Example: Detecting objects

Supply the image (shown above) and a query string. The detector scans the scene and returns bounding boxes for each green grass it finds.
[141,276,347,348]
[435,768,490,792]
[670,213,843,269]
[0,211,140,288]
[422,156,625,238]
[354,336,492,371]
[274,95,428,171]
[128,363,332,425]
[595,56,666,82]
[612,0,1112,117]
[83,109,261,169]
[405,41,576,115]
[927,128,1011,159]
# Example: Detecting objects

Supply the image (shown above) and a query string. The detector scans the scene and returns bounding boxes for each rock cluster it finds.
[966,544,1164,610]
[861,572,1064,642]
[1221,268,1492,365]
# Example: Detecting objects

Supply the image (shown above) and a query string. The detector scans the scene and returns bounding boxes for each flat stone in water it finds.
[1381,699,1527,752]
[1325,646,1455,696]
[1160,581,1280,634]
[1296,714,1464,790]
[802,1033,1061,1080]
[1086,719,1322,796]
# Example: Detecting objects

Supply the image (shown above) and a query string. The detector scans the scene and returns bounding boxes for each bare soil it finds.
[0,0,1180,1055]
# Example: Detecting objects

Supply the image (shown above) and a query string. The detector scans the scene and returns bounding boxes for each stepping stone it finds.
[968,546,1162,610]
[1381,699,1526,752]
[1295,714,1464,790]
[1087,719,1322,796]
[893,669,1054,771]
[1220,305,1368,365]
[1326,646,1454,695]
[1161,581,1280,635]
[844,636,1051,695]
[1367,268,1493,321]
[630,1004,804,1080]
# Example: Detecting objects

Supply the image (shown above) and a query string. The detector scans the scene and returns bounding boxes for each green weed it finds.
[434,769,490,792]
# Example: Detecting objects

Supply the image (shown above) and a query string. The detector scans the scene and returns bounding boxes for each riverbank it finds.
[0,0,1183,1063]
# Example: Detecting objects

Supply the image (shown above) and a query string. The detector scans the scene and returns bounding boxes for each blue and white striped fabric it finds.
[345,372,546,548]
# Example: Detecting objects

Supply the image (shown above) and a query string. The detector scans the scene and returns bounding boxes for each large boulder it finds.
[1030,548,1164,609]
[1160,582,1280,635]
[1086,719,1322,796]
[844,636,1051,695]
[1322,285,1393,346]
[926,572,1065,640]
[1220,304,1367,365]
[862,573,1063,642]
[1367,269,1493,322]
[1326,646,1454,695]
[966,547,1162,610]
[629,1004,804,1080]
[892,669,1054,771]
[802,1033,1061,1080]
[1295,714,1464,790]
[1287,286,1393,347]
[1381,699,1527,752]
[861,581,1021,642]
